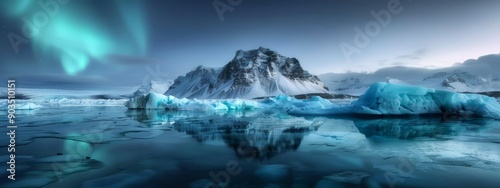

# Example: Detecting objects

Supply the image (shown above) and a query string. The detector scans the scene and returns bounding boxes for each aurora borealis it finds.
[1,0,500,92]
[3,0,147,76]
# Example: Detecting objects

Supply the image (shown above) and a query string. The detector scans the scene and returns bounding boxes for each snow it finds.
[132,80,172,97]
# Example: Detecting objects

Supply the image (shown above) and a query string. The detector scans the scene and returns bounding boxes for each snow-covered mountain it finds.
[318,66,431,95]
[165,47,329,99]
[423,71,492,92]
[319,53,500,95]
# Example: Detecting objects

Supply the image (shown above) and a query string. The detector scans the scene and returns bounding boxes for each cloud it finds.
[384,48,429,66]
[396,54,421,60]
[390,62,409,66]
[378,59,389,65]
[415,48,428,56]
[462,53,500,66]
[8,73,109,90]
[455,53,500,73]
[396,48,428,60]
[104,54,162,65]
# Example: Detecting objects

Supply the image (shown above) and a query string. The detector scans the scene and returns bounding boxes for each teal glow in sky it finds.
[34,15,113,75]
[1,0,499,90]
[2,0,148,76]
[5,0,32,16]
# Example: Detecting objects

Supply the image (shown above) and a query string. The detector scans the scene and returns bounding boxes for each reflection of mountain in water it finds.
[126,109,323,160]
[353,117,487,139]
[175,116,323,160]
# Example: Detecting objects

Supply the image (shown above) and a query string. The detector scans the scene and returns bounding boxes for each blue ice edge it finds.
[125,82,500,119]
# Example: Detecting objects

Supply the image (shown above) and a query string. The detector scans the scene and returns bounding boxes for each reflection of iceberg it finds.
[137,111,323,160]
[352,117,487,139]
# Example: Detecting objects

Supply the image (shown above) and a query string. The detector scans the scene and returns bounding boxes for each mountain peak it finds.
[234,47,275,58]
[193,65,214,71]
[165,48,329,99]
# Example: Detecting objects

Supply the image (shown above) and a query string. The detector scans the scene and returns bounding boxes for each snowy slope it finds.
[164,65,221,98]
[132,80,173,97]
[421,71,493,92]
[319,53,500,95]
[165,47,329,99]
[319,66,431,95]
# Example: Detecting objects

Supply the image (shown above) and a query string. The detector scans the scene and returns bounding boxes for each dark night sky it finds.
[1,0,499,93]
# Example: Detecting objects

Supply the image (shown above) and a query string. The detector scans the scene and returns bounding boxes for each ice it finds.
[290,82,500,119]
[125,83,500,119]
[17,102,44,110]
[0,99,127,111]
[127,92,335,112]
[132,80,172,97]
[125,92,260,110]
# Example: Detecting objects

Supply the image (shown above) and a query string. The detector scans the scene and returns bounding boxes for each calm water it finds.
[1,106,500,188]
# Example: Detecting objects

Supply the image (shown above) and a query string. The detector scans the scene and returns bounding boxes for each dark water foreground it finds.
[1,106,500,188]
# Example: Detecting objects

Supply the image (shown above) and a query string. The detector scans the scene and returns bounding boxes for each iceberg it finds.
[0,101,43,110]
[0,99,128,111]
[17,102,43,110]
[289,82,500,119]
[125,92,260,110]
[124,83,500,119]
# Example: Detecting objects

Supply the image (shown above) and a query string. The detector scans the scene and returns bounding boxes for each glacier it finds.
[125,82,500,119]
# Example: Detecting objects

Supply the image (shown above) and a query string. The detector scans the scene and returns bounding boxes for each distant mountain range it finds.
[318,53,500,95]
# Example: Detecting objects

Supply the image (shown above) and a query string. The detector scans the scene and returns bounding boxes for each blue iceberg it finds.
[289,82,500,119]
[125,92,260,110]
